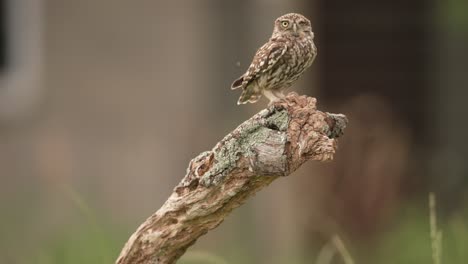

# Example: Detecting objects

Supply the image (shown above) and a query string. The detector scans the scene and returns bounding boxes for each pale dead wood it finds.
[116,92,348,264]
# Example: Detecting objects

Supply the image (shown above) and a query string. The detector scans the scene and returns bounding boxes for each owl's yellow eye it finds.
[281,21,289,28]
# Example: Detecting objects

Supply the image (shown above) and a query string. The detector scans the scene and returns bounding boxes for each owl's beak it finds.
[293,23,297,33]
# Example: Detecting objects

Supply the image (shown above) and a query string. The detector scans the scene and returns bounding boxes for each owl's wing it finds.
[231,41,288,90]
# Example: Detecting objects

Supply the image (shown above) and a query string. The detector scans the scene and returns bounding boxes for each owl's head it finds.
[272,13,314,39]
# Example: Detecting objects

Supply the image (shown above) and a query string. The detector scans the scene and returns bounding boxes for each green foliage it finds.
[33,225,125,264]
[3,191,468,264]
[440,0,468,29]
[374,200,468,264]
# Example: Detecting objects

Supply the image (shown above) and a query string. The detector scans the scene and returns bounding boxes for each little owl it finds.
[231,13,317,105]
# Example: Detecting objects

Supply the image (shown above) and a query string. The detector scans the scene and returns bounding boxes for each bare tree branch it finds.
[116,93,348,264]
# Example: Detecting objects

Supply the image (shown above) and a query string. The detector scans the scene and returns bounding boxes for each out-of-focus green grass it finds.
[2,195,468,264]
[373,200,468,264]
[26,187,129,264]
[33,224,126,264]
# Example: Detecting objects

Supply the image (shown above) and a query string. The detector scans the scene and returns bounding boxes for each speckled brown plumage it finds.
[232,13,317,105]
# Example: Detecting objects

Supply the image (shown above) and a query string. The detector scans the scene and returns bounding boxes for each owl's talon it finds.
[268,98,287,108]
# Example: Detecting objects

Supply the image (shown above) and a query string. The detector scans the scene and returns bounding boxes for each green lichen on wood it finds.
[200,108,289,187]
[321,123,330,137]
[265,108,289,131]
[325,113,348,139]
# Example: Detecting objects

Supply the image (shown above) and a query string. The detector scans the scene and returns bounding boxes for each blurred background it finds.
[0,0,467,263]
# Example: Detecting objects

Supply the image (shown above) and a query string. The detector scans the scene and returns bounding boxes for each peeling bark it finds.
[116,93,348,264]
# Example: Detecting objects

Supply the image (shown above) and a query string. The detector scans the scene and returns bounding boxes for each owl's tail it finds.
[231,75,244,90]
[237,85,262,105]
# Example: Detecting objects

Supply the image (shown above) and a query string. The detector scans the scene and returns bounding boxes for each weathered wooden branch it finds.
[116,92,348,264]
